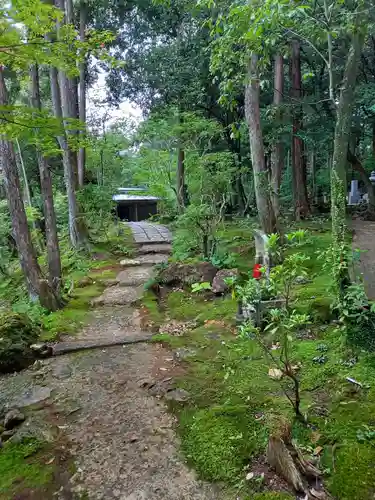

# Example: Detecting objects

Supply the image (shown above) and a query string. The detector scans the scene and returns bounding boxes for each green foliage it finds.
[0,312,39,373]
[191,282,212,293]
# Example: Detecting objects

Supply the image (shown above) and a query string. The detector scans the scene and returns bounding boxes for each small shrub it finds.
[0,312,39,373]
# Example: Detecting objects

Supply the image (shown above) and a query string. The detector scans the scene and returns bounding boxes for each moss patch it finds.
[0,439,54,499]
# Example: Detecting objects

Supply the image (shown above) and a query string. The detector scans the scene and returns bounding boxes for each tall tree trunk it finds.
[310,150,317,206]
[290,40,309,219]
[0,69,60,311]
[245,54,277,234]
[270,54,284,219]
[176,147,186,212]
[30,64,63,294]
[78,0,88,187]
[54,0,88,248]
[331,32,365,290]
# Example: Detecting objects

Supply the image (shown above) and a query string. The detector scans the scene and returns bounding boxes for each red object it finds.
[253,263,262,280]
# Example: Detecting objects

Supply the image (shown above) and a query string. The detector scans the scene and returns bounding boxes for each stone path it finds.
[127,221,172,244]
[0,224,223,500]
[352,219,375,299]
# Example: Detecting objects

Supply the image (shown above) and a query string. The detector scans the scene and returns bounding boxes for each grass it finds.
[149,219,375,499]
[0,439,55,499]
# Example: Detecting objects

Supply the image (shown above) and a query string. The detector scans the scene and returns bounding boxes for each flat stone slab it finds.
[120,258,142,267]
[5,385,52,409]
[138,253,169,265]
[138,243,172,254]
[127,222,172,244]
[117,266,155,287]
[52,334,153,355]
[91,285,143,306]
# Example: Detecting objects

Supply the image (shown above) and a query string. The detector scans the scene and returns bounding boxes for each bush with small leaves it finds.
[0,312,39,373]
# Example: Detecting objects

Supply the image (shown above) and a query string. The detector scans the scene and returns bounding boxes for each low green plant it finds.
[261,309,310,419]
[191,281,212,293]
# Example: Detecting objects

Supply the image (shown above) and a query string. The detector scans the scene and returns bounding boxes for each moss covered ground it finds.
[147,220,375,499]
[0,225,135,342]
[0,438,56,499]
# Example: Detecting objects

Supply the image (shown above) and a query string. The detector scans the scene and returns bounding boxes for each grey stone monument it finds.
[348,180,360,205]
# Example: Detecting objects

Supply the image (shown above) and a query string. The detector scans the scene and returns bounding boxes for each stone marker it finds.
[253,229,271,275]
[348,180,360,205]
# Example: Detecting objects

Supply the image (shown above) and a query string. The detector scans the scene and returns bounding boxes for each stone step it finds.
[117,266,155,287]
[91,285,144,307]
[137,253,169,266]
[138,243,172,255]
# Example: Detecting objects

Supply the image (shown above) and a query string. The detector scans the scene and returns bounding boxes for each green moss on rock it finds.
[0,312,39,373]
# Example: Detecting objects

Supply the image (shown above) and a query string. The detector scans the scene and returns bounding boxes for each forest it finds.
[1,0,375,499]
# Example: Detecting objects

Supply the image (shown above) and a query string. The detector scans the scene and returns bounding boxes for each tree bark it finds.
[331,32,365,287]
[270,54,284,219]
[290,40,309,219]
[30,64,63,294]
[245,54,277,234]
[310,150,317,206]
[0,69,60,311]
[53,0,88,248]
[78,0,88,187]
[176,147,186,212]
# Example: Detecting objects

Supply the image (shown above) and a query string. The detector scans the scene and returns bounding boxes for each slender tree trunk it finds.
[270,55,284,219]
[53,0,88,248]
[290,40,309,219]
[310,150,317,206]
[0,69,60,311]
[15,139,32,207]
[331,32,365,291]
[176,147,186,212]
[30,64,63,294]
[78,0,88,187]
[245,54,277,234]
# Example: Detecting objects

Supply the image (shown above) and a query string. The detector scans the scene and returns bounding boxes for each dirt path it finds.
[352,219,375,299]
[0,223,223,500]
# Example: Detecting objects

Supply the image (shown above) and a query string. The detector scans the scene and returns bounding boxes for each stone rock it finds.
[101,278,119,287]
[1,429,16,441]
[77,277,93,288]
[294,276,311,285]
[254,229,271,272]
[138,243,172,255]
[268,368,283,380]
[9,385,52,408]
[91,286,143,306]
[4,409,25,430]
[173,348,197,360]
[120,258,142,267]
[212,269,238,294]
[117,266,155,287]
[30,343,53,358]
[159,262,218,287]
[52,363,72,380]
[164,388,190,402]
[138,254,169,265]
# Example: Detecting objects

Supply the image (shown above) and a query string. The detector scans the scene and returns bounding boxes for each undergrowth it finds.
[148,221,375,499]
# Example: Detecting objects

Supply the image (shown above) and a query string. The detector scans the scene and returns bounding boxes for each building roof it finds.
[117,187,147,193]
[112,194,160,202]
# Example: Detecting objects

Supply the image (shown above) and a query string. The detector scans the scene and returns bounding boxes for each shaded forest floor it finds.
[2,219,375,499]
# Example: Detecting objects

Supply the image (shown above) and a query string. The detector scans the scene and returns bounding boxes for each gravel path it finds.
[352,219,375,299]
[0,225,223,500]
